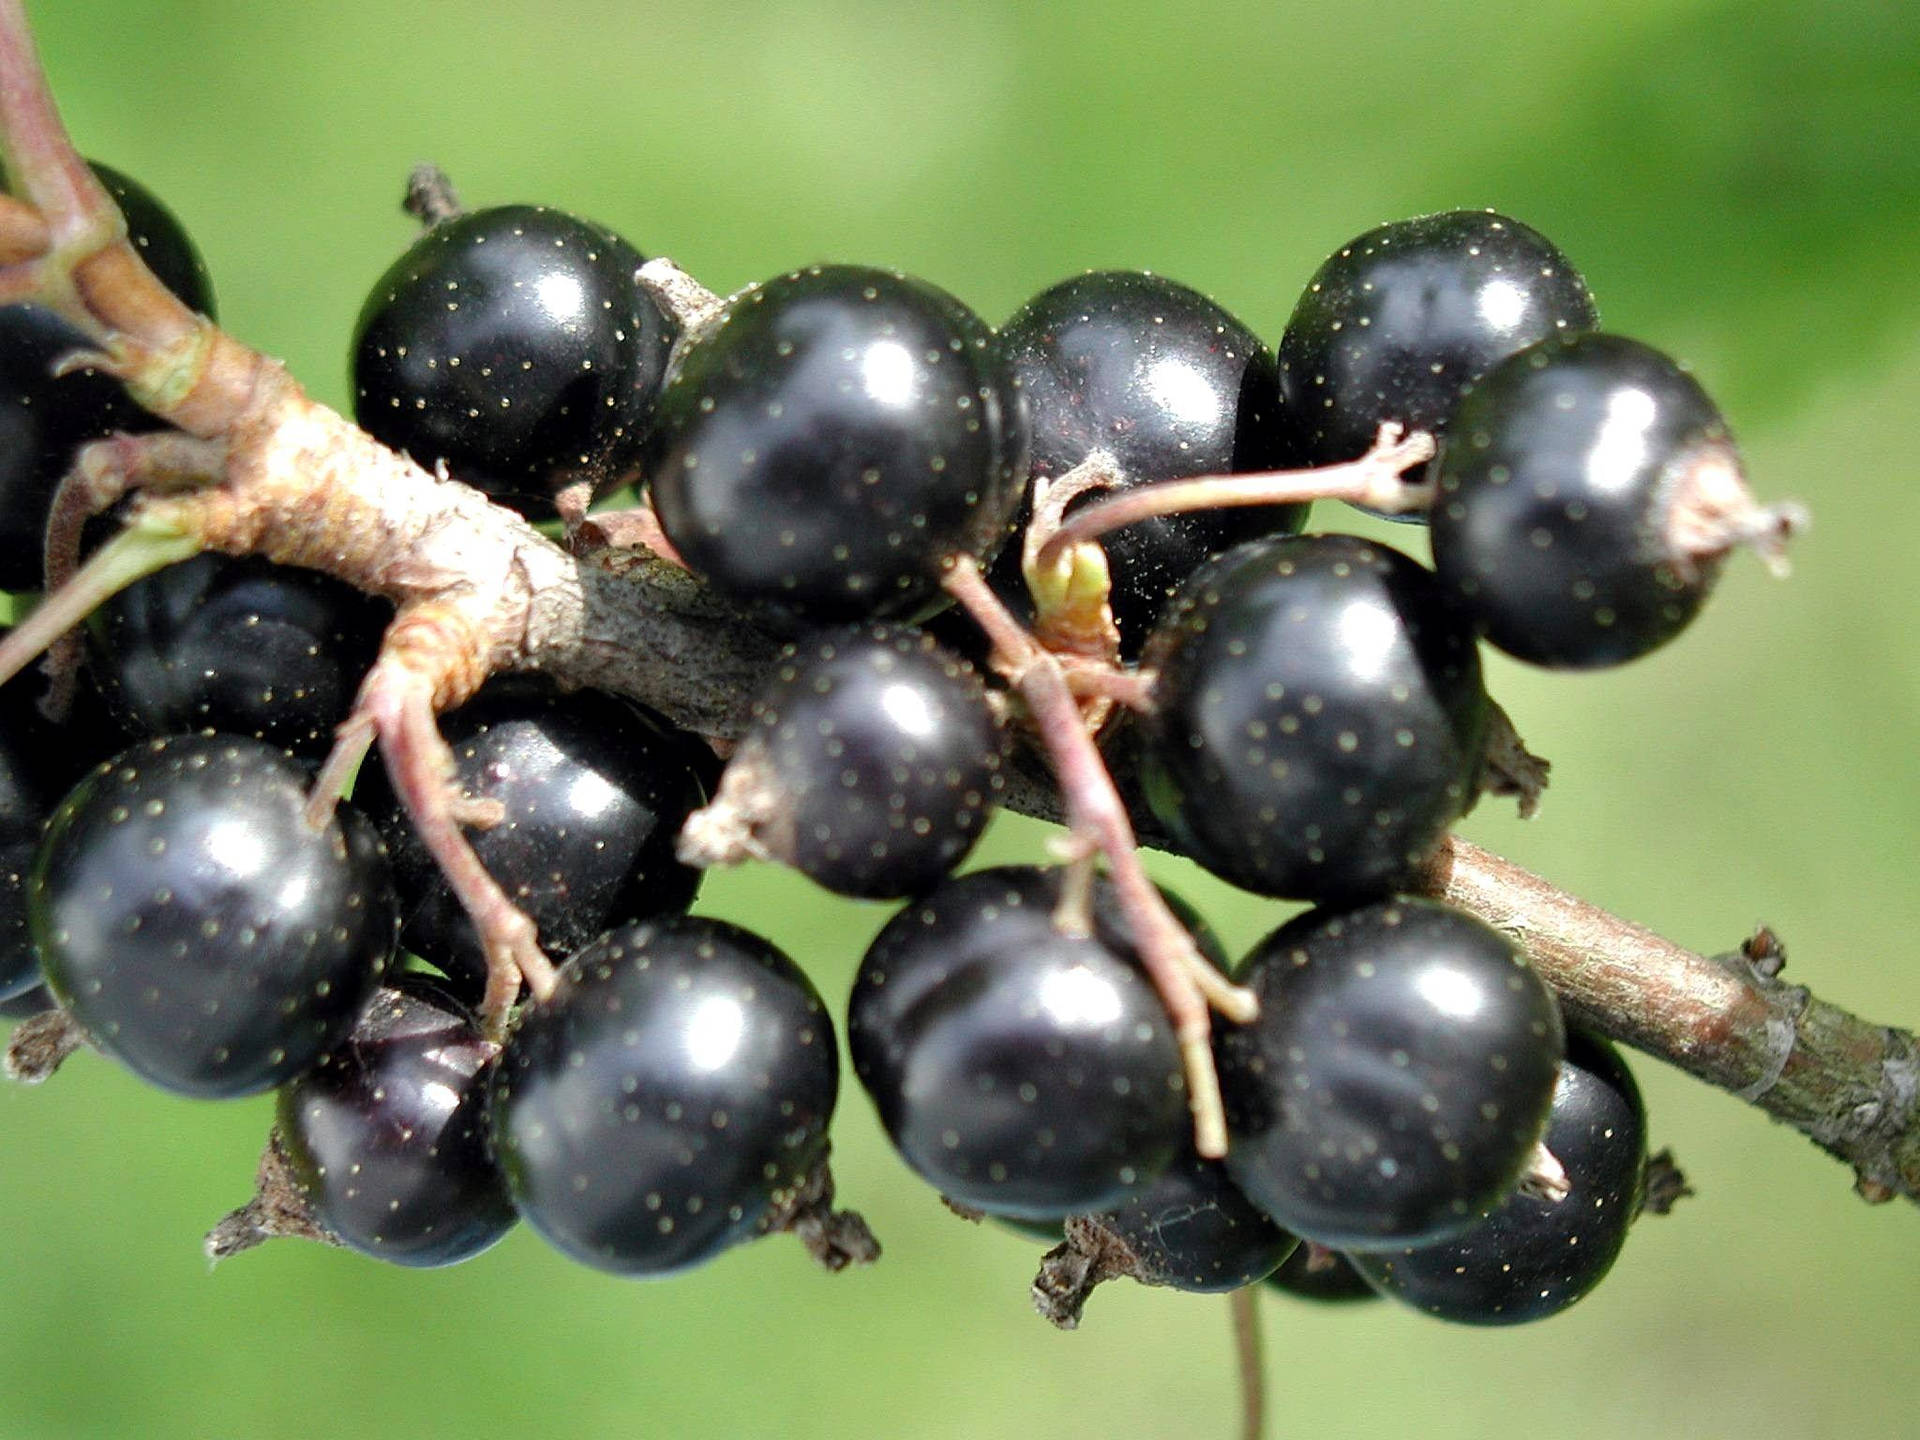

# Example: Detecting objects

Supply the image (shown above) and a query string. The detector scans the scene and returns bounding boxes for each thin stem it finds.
[1229,1287,1266,1440]
[944,555,1255,1157]
[1035,423,1436,573]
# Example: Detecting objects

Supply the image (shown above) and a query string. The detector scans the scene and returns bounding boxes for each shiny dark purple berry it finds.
[352,204,676,520]
[1264,1244,1379,1303]
[1279,210,1596,476]
[28,733,399,1098]
[86,553,390,758]
[0,983,51,1019]
[490,915,838,1276]
[1218,898,1564,1250]
[1429,332,1740,667]
[647,265,1028,622]
[1087,1140,1301,1293]
[1140,533,1488,902]
[991,270,1307,653]
[277,975,516,1267]
[684,625,1006,898]
[355,676,709,1003]
[0,162,216,590]
[1349,1030,1647,1323]
[848,865,1189,1220]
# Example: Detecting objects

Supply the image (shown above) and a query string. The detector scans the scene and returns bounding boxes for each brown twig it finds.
[1422,839,1920,1203]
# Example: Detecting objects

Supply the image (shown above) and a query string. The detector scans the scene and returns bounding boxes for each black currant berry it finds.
[1139,533,1488,902]
[0,161,217,590]
[1349,1030,1647,1323]
[1264,1244,1379,1303]
[0,983,52,1020]
[1218,898,1564,1250]
[29,733,399,1098]
[352,204,676,520]
[848,866,1189,1219]
[1428,332,1742,667]
[991,270,1307,653]
[355,676,710,1002]
[277,975,516,1267]
[1090,1142,1302,1293]
[647,264,1028,622]
[681,625,1007,899]
[86,552,391,758]
[0,685,72,1000]
[490,915,839,1276]
[1278,210,1596,475]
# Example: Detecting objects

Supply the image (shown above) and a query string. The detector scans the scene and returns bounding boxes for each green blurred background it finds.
[3,0,1918,1436]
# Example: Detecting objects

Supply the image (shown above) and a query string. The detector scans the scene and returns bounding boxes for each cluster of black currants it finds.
[6,172,1780,1324]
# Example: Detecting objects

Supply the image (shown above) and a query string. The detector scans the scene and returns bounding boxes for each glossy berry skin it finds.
[992,270,1308,654]
[1264,1244,1379,1303]
[1428,332,1737,668]
[0,983,52,1020]
[0,677,75,999]
[277,975,516,1267]
[87,553,390,758]
[29,734,399,1098]
[355,677,709,1003]
[0,162,217,590]
[1140,533,1488,902]
[1086,1140,1300,1293]
[352,205,676,520]
[706,625,1007,898]
[1218,898,1564,1250]
[848,866,1189,1219]
[1278,210,1596,475]
[0,639,128,1000]
[1350,1030,1646,1323]
[648,265,1028,622]
[490,916,838,1277]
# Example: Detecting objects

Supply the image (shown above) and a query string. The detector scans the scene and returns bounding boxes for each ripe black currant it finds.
[351,204,676,520]
[0,983,51,1020]
[0,673,77,1001]
[490,915,839,1276]
[355,676,710,1002]
[1349,1030,1647,1323]
[86,552,391,758]
[29,733,399,1098]
[991,269,1307,652]
[848,866,1189,1220]
[647,264,1028,622]
[1139,532,1489,902]
[681,625,1007,899]
[0,161,217,590]
[1031,1133,1301,1329]
[276,974,516,1267]
[1264,1244,1379,1303]
[1428,331,1742,667]
[1217,897,1564,1250]
[1278,210,1596,477]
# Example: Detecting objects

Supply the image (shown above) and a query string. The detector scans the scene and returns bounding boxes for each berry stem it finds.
[1033,422,1436,574]
[0,191,48,263]
[1228,1286,1266,1440]
[943,556,1255,1158]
